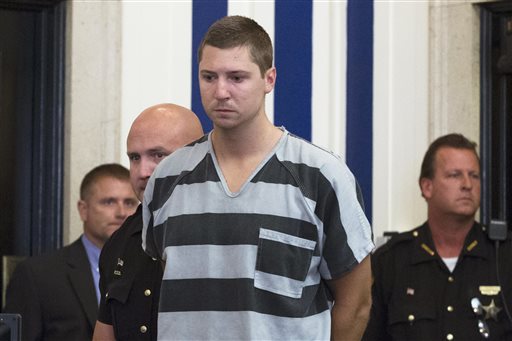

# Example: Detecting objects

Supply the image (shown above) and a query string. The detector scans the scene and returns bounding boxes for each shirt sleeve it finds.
[317,159,374,280]
[142,172,159,260]
[362,251,391,340]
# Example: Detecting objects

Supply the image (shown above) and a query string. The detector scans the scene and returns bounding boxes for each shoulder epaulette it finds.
[374,228,420,255]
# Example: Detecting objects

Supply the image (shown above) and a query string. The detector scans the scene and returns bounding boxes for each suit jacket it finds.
[3,238,97,341]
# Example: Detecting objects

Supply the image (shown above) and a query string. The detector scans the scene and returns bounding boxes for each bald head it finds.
[127,103,204,200]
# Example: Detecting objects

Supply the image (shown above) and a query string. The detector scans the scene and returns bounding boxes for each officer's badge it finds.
[482,299,502,321]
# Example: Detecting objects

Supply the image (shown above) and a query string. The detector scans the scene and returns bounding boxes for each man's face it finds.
[198,45,275,130]
[78,176,138,248]
[421,147,481,219]
[127,121,183,200]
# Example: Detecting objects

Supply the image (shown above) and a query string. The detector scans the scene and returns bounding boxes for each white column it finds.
[373,1,429,241]
[65,0,123,244]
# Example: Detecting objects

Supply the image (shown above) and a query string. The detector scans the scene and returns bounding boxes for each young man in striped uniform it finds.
[142,15,374,340]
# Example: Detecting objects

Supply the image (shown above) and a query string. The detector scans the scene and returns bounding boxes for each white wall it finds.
[65,0,123,243]
[120,1,193,167]
[312,1,347,157]
[372,1,430,241]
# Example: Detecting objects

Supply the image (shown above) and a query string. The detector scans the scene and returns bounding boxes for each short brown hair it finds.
[419,133,479,182]
[197,15,273,77]
[80,163,130,200]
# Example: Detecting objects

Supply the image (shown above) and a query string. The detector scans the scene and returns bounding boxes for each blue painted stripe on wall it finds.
[274,0,312,141]
[346,0,373,223]
[191,0,228,133]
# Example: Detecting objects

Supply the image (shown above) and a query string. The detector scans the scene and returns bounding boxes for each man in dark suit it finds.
[3,163,138,341]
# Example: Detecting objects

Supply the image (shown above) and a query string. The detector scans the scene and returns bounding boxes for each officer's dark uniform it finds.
[98,205,163,341]
[364,222,512,340]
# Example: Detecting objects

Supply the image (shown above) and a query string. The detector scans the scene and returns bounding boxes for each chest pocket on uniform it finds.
[105,278,133,305]
[254,227,316,299]
[387,291,437,340]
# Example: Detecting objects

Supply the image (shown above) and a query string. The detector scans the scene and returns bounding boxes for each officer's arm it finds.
[92,321,115,341]
[326,255,372,341]
[362,253,389,341]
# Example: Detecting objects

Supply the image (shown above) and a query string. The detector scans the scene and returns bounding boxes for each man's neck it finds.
[428,214,475,258]
[212,118,280,159]
[211,118,282,193]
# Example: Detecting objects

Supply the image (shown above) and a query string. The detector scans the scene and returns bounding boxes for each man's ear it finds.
[77,200,88,222]
[264,67,276,94]
[420,178,432,199]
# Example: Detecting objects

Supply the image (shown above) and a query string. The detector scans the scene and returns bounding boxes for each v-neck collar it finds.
[207,128,288,197]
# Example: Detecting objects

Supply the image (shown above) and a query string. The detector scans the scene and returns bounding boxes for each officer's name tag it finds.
[479,285,501,296]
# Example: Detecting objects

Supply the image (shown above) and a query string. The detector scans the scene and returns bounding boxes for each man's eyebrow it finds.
[147,147,166,153]
[144,148,169,156]
[127,148,167,157]
[227,70,250,74]
[200,70,249,75]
